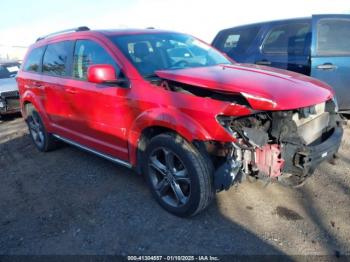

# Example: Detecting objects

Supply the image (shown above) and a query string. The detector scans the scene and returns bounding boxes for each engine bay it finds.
[213,99,342,189]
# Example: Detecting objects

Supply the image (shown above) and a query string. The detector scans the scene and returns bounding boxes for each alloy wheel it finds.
[28,112,45,149]
[148,147,191,208]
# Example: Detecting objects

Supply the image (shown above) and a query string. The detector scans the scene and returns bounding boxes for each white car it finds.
[0,62,21,116]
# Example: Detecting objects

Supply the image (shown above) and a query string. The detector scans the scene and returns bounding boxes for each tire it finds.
[26,107,58,152]
[142,133,214,217]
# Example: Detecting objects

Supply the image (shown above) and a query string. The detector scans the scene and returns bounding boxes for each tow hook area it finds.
[255,144,284,178]
[214,159,242,191]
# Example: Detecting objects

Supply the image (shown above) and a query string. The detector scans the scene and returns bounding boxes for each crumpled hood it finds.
[0,78,18,94]
[156,64,334,111]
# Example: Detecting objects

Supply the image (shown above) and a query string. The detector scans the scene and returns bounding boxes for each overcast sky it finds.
[1,0,349,47]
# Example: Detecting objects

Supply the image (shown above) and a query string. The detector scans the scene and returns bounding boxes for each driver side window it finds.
[73,40,121,80]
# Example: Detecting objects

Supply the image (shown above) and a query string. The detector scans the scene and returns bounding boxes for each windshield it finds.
[109,33,232,77]
[0,62,20,79]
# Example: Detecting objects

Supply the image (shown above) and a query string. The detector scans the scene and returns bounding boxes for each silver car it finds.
[0,62,21,116]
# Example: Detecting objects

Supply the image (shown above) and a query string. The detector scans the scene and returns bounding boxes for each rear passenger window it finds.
[218,26,260,54]
[263,23,310,54]
[316,19,350,56]
[23,47,44,73]
[73,40,120,80]
[42,41,71,76]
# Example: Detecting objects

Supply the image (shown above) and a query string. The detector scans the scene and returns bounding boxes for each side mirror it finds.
[87,64,117,84]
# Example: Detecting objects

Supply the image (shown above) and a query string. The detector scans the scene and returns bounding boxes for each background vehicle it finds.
[212,14,350,113]
[17,27,342,217]
[0,61,21,116]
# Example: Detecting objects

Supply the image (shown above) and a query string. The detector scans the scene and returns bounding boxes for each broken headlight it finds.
[217,113,271,148]
[216,115,237,137]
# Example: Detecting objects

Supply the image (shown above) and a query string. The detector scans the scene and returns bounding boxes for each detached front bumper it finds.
[290,127,343,174]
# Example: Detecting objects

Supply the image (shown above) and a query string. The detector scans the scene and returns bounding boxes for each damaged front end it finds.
[213,98,343,190]
[151,67,343,190]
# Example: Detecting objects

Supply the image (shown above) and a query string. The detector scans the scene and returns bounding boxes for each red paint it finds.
[156,64,333,111]
[87,64,116,84]
[255,144,285,177]
[17,29,334,167]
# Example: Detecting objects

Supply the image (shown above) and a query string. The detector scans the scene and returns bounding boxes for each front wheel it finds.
[143,133,214,217]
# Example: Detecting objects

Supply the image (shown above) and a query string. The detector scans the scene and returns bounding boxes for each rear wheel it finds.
[26,107,58,152]
[143,133,214,217]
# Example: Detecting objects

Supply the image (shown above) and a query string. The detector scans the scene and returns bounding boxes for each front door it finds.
[63,39,130,160]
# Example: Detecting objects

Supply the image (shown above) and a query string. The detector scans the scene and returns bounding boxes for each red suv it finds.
[18,27,343,217]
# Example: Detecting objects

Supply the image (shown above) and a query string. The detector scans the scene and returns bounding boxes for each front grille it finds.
[0,90,19,98]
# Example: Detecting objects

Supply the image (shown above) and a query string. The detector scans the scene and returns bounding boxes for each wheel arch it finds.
[21,91,51,129]
[128,109,212,169]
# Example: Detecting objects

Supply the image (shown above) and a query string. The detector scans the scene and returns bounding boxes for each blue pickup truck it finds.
[212,15,350,113]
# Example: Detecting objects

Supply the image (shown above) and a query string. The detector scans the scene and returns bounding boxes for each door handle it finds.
[316,63,337,70]
[66,88,78,94]
[256,60,271,66]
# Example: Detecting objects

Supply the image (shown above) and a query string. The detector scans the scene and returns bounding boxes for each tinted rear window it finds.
[316,18,350,56]
[263,23,311,54]
[216,26,260,54]
[42,41,71,76]
[23,47,44,73]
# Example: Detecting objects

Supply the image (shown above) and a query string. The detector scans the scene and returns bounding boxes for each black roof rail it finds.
[36,26,90,42]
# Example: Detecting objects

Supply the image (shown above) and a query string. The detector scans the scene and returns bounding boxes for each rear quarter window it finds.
[216,26,260,54]
[23,47,45,73]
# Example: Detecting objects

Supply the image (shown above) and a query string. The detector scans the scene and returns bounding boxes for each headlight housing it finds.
[216,115,237,137]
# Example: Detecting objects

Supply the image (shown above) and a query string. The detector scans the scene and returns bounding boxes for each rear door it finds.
[311,15,350,111]
[41,41,75,128]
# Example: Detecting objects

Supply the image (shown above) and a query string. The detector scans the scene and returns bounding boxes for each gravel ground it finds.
[0,114,349,256]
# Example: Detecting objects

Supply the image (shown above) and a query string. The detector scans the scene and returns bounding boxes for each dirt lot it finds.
[0,114,349,256]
